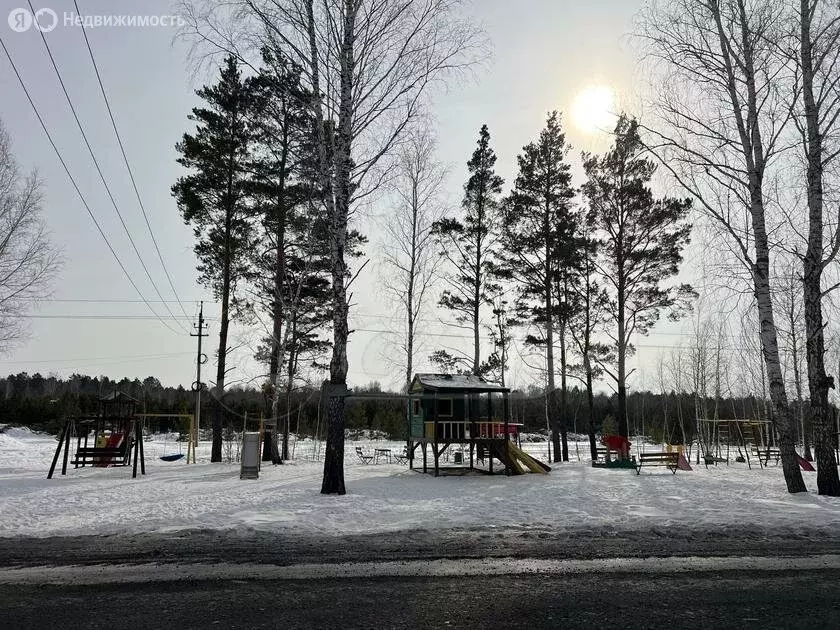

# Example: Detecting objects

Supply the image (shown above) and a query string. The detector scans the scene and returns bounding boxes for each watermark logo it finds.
[8,7,58,33]
[7,8,183,31]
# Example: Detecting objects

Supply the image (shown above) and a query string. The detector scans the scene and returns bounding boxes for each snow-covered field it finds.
[1,426,839,539]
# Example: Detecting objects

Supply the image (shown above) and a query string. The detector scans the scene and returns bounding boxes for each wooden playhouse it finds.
[407,373,550,477]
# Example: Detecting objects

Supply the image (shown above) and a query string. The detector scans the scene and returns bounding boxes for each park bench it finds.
[355,447,374,465]
[635,452,679,475]
[753,447,781,466]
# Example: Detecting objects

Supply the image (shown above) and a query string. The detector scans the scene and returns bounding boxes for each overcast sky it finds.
[0,0,691,392]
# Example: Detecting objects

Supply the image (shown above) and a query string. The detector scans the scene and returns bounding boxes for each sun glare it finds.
[572,84,617,134]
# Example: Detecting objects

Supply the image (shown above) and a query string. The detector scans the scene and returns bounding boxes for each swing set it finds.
[47,393,197,480]
[48,392,145,479]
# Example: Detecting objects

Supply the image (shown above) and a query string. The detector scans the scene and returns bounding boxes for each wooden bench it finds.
[635,452,679,475]
[596,447,617,459]
[355,447,374,465]
[753,447,781,466]
[71,446,130,467]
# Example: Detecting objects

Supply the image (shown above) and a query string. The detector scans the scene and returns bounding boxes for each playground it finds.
[2,423,840,541]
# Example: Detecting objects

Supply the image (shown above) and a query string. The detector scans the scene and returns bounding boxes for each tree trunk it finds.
[585,353,597,461]
[405,178,417,389]
[320,1,356,495]
[617,317,628,439]
[472,240,481,375]
[559,318,569,462]
[800,0,840,495]
[752,230,806,493]
[212,170,235,463]
[282,330,296,460]
[546,287,560,462]
[791,329,812,461]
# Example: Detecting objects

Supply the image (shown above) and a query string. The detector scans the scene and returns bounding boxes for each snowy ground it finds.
[1,426,839,539]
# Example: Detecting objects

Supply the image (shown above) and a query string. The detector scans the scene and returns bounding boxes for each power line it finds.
[15,314,220,321]
[349,327,763,353]
[0,352,193,365]
[19,298,204,303]
[72,0,192,323]
[25,0,189,334]
[0,33,181,335]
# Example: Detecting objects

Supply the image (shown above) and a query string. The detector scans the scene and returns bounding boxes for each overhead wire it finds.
[72,0,192,323]
[0,32,181,335]
[24,0,189,334]
[0,351,194,365]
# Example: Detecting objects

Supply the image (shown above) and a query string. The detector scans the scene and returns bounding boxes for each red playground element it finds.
[95,432,125,467]
[601,434,632,458]
[797,455,815,471]
[677,453,693,471]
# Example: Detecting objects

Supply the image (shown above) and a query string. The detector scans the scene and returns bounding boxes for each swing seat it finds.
[160,453,185,462]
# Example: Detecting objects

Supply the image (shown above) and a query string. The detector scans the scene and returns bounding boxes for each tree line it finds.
[7,370,820,456]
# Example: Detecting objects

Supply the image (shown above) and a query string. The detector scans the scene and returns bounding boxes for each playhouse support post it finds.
[488,393,494,474]
[433,391,439,477]
[504,392,510,477]
[132,422,139,478]
[74,430,82,469]
[405,394,411,467]
[61,419,72,476]
[139,420,145,475]
[47,419,68,479]
[423,442,427,473]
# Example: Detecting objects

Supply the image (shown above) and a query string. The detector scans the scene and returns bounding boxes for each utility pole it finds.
[191,301,209,447]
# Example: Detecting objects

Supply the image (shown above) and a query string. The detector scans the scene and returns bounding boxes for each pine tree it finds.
[246,49,331,461]
[432,125,504,376]
[172,56,256,462]
[582,115,695,440]
[568,219,610,460]
[499,112,576,461]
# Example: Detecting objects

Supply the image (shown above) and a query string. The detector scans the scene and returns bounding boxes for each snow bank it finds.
[1,430,839,539]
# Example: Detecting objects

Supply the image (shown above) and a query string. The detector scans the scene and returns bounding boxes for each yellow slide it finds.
[492,441,551,474]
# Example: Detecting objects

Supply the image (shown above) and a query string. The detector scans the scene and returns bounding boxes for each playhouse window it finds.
[412,399,420,416]
[437,398,453,417]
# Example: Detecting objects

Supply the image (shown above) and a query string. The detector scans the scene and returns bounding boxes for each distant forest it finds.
[0,371,813,447]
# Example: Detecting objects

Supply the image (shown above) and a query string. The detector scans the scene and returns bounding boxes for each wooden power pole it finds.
[191,301,209,446]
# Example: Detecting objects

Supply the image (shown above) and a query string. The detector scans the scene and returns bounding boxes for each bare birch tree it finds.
[638,0,807,492]
[789,0,840,494]
[380,129,446,390]
[178,0,484,493]
[0,122,60,351]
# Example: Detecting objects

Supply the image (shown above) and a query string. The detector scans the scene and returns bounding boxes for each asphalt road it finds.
[1,528,840,629]
[2,567,839,629]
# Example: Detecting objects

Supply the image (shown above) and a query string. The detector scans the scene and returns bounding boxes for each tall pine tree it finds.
[173,56,256,462]
[246,49,330,461]
[582,115,695,439]
[499,112,576,461]
[432,125,503,376]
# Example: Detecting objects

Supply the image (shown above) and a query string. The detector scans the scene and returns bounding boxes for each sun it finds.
[571,84,617,134]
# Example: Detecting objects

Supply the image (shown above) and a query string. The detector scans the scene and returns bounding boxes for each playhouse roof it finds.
[411,373,509,393]
[98,391,139,403]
